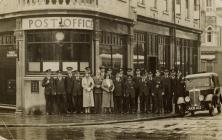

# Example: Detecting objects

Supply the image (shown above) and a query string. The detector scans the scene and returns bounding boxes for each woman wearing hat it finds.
[82,67,95,114]
[101,74,115,113]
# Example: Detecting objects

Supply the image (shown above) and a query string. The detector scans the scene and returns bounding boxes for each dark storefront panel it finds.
[26,30,92,74]
[0,32,16,105]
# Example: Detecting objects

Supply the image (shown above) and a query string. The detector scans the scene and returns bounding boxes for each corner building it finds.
[0,0,201,114]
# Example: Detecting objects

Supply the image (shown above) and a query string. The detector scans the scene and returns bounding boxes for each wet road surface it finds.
[0,111,222,140]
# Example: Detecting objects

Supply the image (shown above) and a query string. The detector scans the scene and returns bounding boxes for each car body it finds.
[185,72,221,115]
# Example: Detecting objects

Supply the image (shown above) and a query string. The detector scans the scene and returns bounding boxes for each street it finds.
[0,110,222,140]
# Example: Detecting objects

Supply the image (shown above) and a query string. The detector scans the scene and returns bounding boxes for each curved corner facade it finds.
[0,0,201,114]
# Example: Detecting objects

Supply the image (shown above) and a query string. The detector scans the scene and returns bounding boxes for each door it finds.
[148,56,157,74]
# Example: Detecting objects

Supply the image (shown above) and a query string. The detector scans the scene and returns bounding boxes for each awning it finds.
[200,55,216,60]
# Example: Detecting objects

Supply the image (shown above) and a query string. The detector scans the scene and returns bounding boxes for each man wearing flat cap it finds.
[72,70,82,113]
[65,67,74,113]
[42,69,55,115]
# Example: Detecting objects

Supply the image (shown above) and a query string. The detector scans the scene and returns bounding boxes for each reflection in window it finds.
[99,32,126,72]
[134,32,145,69]
[26,30,91,73]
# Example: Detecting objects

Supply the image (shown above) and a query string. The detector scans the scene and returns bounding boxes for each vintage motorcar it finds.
[184,72,221,116]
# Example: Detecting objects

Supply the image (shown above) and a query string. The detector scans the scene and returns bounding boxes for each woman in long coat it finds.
[101,74,115,113]
[82,68,95,114]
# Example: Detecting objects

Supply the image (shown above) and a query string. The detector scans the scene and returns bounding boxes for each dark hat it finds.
[119,68,124,72]
[56,70,62,74]
[135,68,140,72]
[127,68,132,72]
[73,70,79,74]
[99,66,106,70]
[66,67,73,71]
[45,69,52,73]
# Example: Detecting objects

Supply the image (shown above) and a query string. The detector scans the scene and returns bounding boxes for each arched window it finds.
[207,27,213,43]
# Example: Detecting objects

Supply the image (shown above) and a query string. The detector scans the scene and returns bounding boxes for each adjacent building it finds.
[0,0,201,114]
[200,0,222,82]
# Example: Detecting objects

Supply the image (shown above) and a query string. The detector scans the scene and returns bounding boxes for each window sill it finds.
[118,0,127,3]
[185,17,191,22]
[150,7,158,13]
[162,10,169,15]
[176,14,181,19]
[137,3,145,8]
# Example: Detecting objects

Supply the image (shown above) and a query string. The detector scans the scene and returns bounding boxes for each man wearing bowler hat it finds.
[42,69,55,115]
[65,67,74,113]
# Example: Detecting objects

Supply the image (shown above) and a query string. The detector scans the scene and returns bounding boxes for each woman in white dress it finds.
[82,68,95,114]
[101,74,115,113]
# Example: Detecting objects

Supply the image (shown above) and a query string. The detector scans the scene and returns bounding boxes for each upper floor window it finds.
[185,0,190,18]
[207,27,213,43]
[206,0,212,7]
[163,0,168,11]
[176,0,181,15]
[154,0,157,9]
[194,0,200,11]
[176,0,181,5]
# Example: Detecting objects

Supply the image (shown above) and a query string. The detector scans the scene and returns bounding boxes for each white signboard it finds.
[22,17,93,30]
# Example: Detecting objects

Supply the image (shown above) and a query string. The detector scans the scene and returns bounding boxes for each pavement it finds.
[0,113,177,127]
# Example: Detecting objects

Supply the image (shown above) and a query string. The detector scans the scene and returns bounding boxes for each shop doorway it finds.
[148,56,157,74]
[0,53,16,105]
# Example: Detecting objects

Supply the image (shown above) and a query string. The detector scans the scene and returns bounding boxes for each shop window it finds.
[99,32,127,73]
[26,30,91,73]
[31,81,39,93]
[134,32,145,69]
[158,35,170,70]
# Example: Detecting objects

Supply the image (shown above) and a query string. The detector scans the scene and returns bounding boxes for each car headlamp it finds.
[199,95,204,101]
[185,96,190,102]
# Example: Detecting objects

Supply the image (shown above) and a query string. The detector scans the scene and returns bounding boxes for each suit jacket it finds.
[93,76,103,94]
[125,81,135,98]
[139,78,148,96]
[65,76,73,94]
[113,78,124,97]
[42,77,55,95]
[55,77,66,95]
[147,78,154,96]
[73,77,82,96]
[162,76,171,95]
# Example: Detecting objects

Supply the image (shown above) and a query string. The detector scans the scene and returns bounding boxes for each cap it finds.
[127,68,132,72]
[99,66,106,70]
[135,68,140,72]
[45,69,52,73]
[164,69,169,72]
[119,68,124,72]
[148,71,152,75]
[66,67,73,71]
[56,70,62,74]
[107,67,112,71]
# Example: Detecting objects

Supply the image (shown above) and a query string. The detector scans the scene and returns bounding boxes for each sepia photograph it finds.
[0,0,221,139]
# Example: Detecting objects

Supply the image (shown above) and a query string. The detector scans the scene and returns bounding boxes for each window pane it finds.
[99,45,112,68]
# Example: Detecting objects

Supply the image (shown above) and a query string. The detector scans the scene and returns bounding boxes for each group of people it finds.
[42,66,187,115]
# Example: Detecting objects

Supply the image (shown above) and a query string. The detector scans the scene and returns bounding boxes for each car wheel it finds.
[209,103,214,116]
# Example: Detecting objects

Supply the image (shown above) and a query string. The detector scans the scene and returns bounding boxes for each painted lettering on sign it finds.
[22,17,93,30]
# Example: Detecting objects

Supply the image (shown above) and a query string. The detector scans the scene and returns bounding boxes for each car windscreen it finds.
[185,77,211,90]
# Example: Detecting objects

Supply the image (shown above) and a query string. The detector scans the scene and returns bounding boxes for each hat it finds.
[135,68,140,72]
[66,67,73,71]
[45,69,52,73]
[127,68,132,72]
[85,67,91,73]
[119,68,124,72]
[164,69,169,72]
[99,66,106,70]
[148,71,152,75]
[107,67,112,71]
[56,70,62,74]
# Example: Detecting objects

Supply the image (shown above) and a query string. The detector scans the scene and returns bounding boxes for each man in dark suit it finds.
[139,72,147,113]
[125,75,136,114]
[65,67,74,113]
[162,69,172,113]
[134,68,141,113]
[146,71,154,113]
[42,69,55,115]
[113,73,124,113]
[72,70,82,113]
